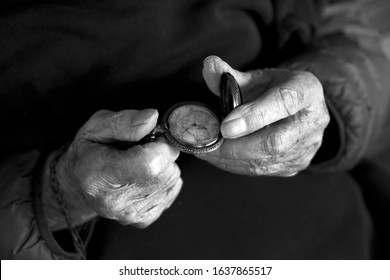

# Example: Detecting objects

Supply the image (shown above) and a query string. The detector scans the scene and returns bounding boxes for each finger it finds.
[198,110,321,162]
[84,160,182,220]
[202,56,269,96]
[77,109,158,143]
[117,161,182,205]
[197,137,321,177]
[101,140,180,184]
[249,143,320,177]
[104,164,183,227]
[77,140,180,204]
[220,72,322,139]
[129,176,183,228]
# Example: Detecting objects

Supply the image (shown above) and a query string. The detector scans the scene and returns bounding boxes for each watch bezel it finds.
[162,102,224,154]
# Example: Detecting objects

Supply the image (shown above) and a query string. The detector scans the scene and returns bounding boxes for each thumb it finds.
[78,109,159,143]
[202,56,260,96]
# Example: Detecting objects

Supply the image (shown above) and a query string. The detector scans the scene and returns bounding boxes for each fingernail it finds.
[221,118,247,138]
[131,109,157,126]
[203,55,221,66]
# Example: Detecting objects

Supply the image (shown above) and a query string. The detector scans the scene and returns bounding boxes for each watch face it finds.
[163,102,223,153]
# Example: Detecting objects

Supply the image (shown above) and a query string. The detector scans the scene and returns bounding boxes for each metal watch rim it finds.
[162,101,224,154]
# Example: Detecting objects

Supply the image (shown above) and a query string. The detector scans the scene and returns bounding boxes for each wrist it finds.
[42,145,97,232]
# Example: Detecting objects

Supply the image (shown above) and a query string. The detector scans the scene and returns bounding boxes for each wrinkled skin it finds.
[51,55,329,229]
[55,109,182,228]
[196,56,330,176]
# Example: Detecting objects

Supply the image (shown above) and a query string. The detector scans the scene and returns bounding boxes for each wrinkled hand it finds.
[197,56,330,176]
[55,109,182,228]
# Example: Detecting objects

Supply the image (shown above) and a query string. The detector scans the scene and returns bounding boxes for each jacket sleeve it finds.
[276,0,390,171]
[0,151,93,259]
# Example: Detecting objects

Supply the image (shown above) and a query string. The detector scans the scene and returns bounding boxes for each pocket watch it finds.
[143,72,242,154]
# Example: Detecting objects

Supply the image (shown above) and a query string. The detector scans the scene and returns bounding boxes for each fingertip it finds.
[221,117,247,139]
[220,102,259,138]
[203,55,221,66]
[202,55,231,96]
[202,55,231,76]
[202,56,252,97]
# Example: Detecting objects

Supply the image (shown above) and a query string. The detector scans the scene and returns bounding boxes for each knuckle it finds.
[85,110,111,128]
[116,203,162,228]
[77,111,104,136]
[77,109,115,140]
[279,171,299,177]
[250,106,267,128]
[290,70,323,102]
[299,71,323,97]
[135,149,164,179]
[278,87,303,116]
[145,158,163,178]
[134,208,162,228]
[311,113,329,133]
[250,165,269,176]
[90,109,112,120]
[141,146,180,179]
[99,162,130,186]
[275,163,300,177]
[108,111,126,138]
[132,222,151,229]
[116,210,138,226]
[264,132,285,156]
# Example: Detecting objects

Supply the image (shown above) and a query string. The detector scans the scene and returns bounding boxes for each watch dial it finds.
[167,104,220,148]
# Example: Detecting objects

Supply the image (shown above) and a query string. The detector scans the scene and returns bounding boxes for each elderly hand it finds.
[197,56,330,176]
[53,109,182,228]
